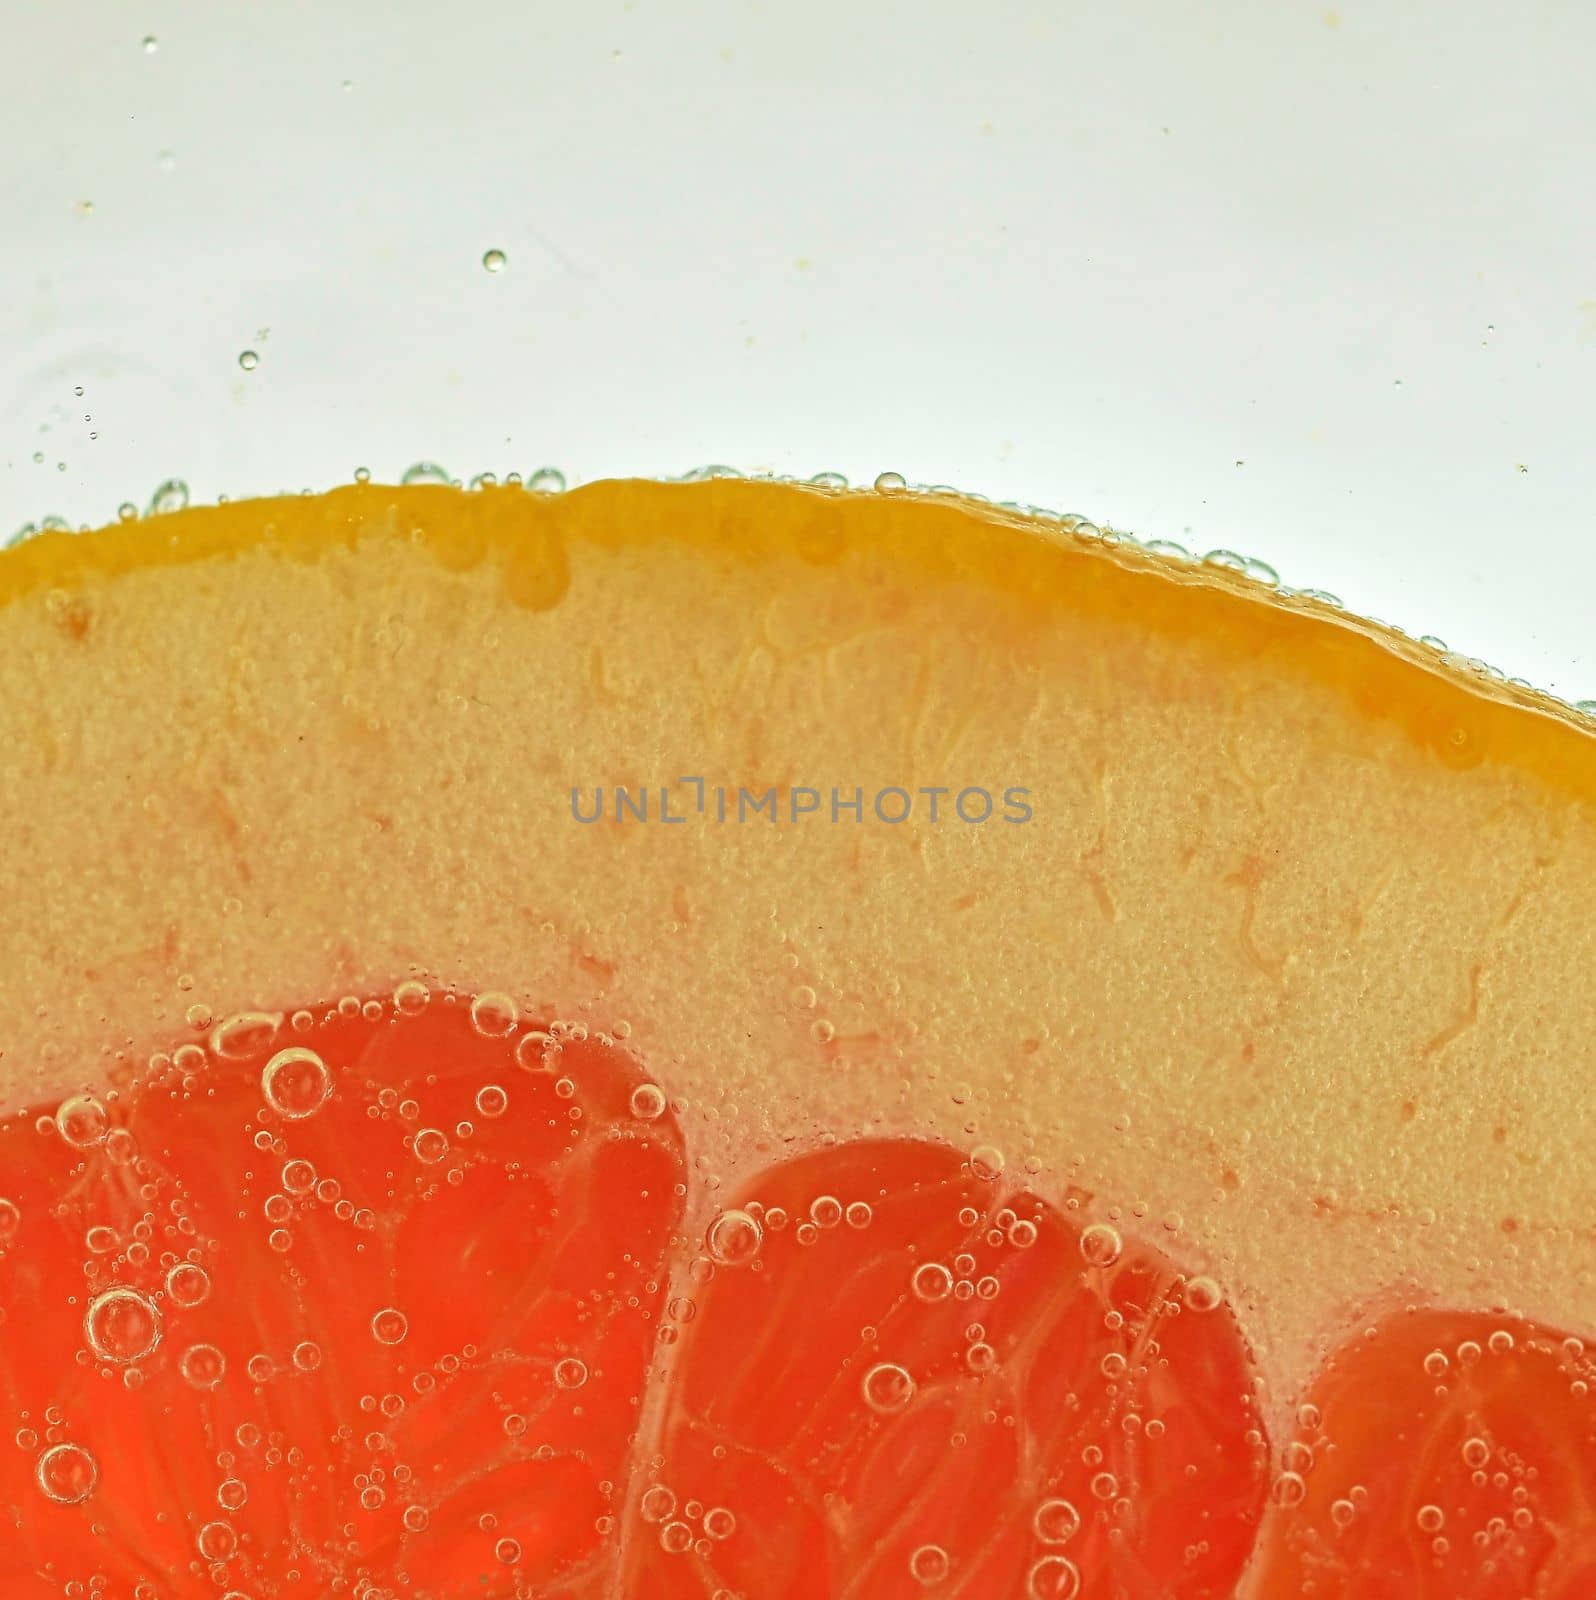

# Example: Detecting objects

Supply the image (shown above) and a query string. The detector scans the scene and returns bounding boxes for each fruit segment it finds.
[0,996,687,1597]
[1247,1308,1596,1599]
[628,1139,1269,1598]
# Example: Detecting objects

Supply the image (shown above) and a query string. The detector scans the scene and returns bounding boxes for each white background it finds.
[3,1,1592,699]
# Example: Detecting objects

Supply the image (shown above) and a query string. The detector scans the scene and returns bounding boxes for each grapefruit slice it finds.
[1,476,1594,1593]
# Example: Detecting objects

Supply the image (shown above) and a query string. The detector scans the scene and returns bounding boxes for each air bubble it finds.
[912,1262,953,1302]
[413,1127,449,1164]
[483,248,508,273]
[970,1144,1005,1181]
[180,1343,226,1389]
[401,461,451,486]
[1417,1504,1445,1533]
[845,1200,873,1228]
[495,1536,522,1564]
[630,1083,666,1121]
[166,1262,211,1307]
[1026,1555,1081,1598]
[394,978,431,1014]
[470,990,518,1037]
[704,1505,736,1540]
[810,1195,843,1229]
[515,1032,553,1071]
[660,1520,693,1554]
[1033,1497,1081,1545]
[527,466,566,494]
[909,1543,951,1585]
[1461,1436,1490,1469]
[874,470,907,493]
[35,1442,98,1504]
[210,1011,282,1059]
[55,1094,108,1147]
[0,1198,20,1244]
[476,1084,509,1118]
[861,1362,915,1414]
[282,1158,317,1194]
[217,1477,248,1510]
[371,1307,410,1345]
[147,478,189,516]
[1184,1275,1222,1312]
[197,1520,237,1559]
[84,1287,162,1364]
[1080,1223,1122,1267]
[706,1208,763,1267]
[261,1047,333,1119]
[238,350,259,372]
[554,1356,588,1390]
[1270,1471,1307,1508]
[640,1484,676,1522]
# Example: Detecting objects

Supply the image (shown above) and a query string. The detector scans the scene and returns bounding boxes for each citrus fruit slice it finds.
[1,476,1594,1592]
